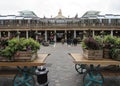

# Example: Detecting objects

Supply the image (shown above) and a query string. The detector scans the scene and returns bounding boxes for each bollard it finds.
[36,66,49,86]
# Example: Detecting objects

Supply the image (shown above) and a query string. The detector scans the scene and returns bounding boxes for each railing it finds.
[0,23,120,29]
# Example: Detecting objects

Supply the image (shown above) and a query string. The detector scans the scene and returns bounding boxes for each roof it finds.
[82,11,100,18]
[19,10,38,18]
[0,15,32,20]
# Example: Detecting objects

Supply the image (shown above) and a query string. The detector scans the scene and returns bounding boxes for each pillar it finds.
[8,31,10,37]
[17,31,20,39]
[35,30,38,40]
[65,30,67,40]
[54,30,56,42]
[93,30,95,37]
[111,30,113,36]
[83,30,86,38]
[74,30,76,38]
[0,31,1,37]
[45,30,47,41]
[26,31,28,39]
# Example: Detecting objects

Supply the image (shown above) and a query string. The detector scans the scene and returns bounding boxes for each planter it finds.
[111,49,120,61]
[83,49,103,60]
[103,48,110,59]
[113,54,120,61]
[0,56,13,62]
[14,51,37,62]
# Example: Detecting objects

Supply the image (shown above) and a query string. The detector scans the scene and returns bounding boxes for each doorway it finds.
[56,31,64,42]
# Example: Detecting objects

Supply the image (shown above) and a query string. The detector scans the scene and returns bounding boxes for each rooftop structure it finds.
[54,9,66,18]
[82,11,100,19]
[19,10,38,18]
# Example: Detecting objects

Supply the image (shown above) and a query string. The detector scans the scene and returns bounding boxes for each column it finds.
[26,31,28,39]
[0,31,1,37]
[17,31,20,39]
[109,19,111,24]
[74,30,76,38]
[111,30,113,36]
[65,30,67,40]
[45,30,47,41]
[8,31,10,37]
[35,30,38,40]
[83,30,86,38]
[92,30,95,37]
[54,30,56,42]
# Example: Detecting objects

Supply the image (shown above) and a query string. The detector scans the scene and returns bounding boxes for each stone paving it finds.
[38,43,83,86]
[0,43,120,86]
[38,43,120,86]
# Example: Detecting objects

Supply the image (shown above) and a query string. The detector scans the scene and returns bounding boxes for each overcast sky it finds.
[0,0,120,18]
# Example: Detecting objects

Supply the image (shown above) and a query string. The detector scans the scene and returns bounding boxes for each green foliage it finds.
[103,35,120,60]
[94,36,103,49]
[115,37,120,48]
[103,35,116,48]
[110,48,120,61]
[81,41,87,49]
[0,37,40,59]
[0,46,14,58]
[0,37,9,49]
[24,38,40,51]
[94,36,103,44]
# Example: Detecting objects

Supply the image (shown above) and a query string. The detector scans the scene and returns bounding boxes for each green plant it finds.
[82,36,102,50]
[24,38,40,51]
[103,35,116,49]
[94,36,103,49]
[110,48,120,61]
[0,37,9,49]
[115,37,120,48]
[0,37,40,59]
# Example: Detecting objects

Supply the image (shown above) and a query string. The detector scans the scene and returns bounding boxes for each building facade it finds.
[0,10,120,42]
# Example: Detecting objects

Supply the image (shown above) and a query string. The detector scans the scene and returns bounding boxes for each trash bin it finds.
[36,66,49,86]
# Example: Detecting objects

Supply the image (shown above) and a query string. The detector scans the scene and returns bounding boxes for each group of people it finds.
[61,38,78,46]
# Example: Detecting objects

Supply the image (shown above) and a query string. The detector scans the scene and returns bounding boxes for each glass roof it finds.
[82,11,100,18]
[19,10,37,17]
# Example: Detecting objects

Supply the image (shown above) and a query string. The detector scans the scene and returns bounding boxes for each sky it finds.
[0,0,120,18]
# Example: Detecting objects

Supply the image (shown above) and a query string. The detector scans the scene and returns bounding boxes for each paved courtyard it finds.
[0,43,120,86]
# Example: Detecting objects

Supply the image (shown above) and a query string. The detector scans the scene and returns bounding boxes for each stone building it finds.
[0,10,120,42]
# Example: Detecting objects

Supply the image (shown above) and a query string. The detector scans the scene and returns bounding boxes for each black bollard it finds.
[36,66,49,86]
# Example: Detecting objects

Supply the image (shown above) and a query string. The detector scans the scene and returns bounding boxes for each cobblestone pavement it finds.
[0,43,120,86]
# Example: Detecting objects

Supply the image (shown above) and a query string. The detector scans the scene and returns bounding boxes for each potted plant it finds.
[0,37,11,61]
[103,35,116,58]
[0,37,40,61]
[110,48,120,61]
[110,37,120,61]
[82,36,103,60]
